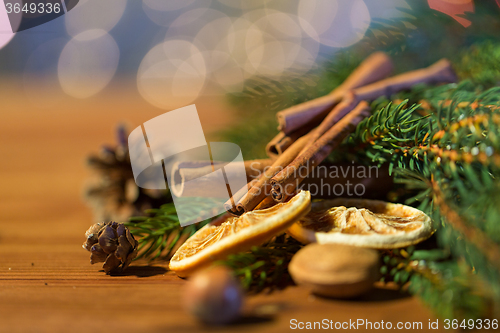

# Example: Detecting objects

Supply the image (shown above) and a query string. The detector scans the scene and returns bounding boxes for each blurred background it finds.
[0,0,477,112]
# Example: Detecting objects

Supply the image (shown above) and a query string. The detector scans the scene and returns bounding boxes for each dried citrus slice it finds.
[170,190,311,277]
[287,198,434,249]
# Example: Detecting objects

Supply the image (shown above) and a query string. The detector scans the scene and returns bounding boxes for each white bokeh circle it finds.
[298,0,371,48]
[137,40,207,110]
[187,8,321,88]
[65,0,127,39]
[58,30,120,98]
[208,53,245,92]
[249,10,319,73]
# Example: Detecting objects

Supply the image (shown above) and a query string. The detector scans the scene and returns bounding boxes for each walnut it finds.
[289,243,380,298]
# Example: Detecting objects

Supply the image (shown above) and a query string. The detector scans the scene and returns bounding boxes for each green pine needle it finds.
[216,234,302,293]
[126,197,221,260]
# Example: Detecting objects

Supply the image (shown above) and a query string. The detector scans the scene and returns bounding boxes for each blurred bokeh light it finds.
[65,0,127,38]
[137,39,207,110]
[298,0,370,48]
[0,0,413,110]
[58,30,120,98]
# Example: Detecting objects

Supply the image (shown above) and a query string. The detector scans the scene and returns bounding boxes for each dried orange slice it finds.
[287,198,434,249]
[170,190,311,277]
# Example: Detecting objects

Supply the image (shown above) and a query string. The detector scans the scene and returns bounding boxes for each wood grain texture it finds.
[0,81,443,332]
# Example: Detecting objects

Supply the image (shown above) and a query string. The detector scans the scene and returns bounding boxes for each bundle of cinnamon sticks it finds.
[222,52,457,215]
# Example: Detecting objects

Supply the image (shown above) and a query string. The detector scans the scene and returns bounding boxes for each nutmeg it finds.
[182,266,243,325]
[289,243,380,298]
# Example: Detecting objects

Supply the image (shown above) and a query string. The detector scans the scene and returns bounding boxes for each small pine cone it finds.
[82,221,138,274]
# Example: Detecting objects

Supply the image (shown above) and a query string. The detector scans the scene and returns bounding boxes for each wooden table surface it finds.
[0,80,442,332]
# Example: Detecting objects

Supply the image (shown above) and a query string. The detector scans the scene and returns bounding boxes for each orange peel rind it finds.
[287,198,434,249]
[170,190,311,277]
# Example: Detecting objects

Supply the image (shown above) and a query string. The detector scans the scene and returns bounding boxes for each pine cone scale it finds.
[126,228,136,247]
[83,222,138,274]
[103,253,122,274]
[122,243,138,271]
[90,244,108,264]
[115,235,131,261]
[116,223,126,237]
[98,226,118,253]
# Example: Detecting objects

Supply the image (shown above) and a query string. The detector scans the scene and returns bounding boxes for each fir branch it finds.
[402,144,500,168]
[408,260,487,320]
[341,83,500,319]
[348,99,423,145]
[430,178,500,273]
[216,234,302,293]
[338,99,428,171]
[350,87,500,249]
[126,198,221,260]
[380,247,487,320]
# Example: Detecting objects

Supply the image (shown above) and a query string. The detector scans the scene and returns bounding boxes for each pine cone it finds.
[84,126,170,222]
[83,221,138,274]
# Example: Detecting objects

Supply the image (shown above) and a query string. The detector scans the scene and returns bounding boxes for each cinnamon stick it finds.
[265,121,316,159]
[270,101,371,202]
[228,162,393,212]
[265,132,290,159]
[224,132,312,215]
[223,178,258,212]
[276,52,393,134]
[298,92,358,155]
[298,59,457,153]
[171,159,272,198]
[354,58,457,101]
